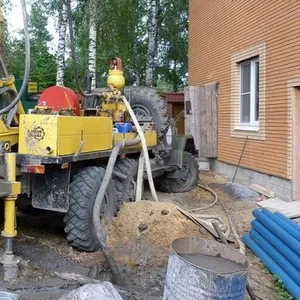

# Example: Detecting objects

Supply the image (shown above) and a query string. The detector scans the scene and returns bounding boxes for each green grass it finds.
[273,276,292,300]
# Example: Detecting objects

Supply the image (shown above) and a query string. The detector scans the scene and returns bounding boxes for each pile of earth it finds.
[107,200,212,269]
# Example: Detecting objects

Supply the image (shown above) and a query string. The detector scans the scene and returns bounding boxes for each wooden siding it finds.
[189,0,300,179]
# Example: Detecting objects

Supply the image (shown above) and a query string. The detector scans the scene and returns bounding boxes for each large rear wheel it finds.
[64,166,117,252]
[125,87,170,139]
[113,158,138,208]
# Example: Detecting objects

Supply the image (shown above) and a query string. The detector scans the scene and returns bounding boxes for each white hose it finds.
[121,96,159,202]
[136,151,144,202]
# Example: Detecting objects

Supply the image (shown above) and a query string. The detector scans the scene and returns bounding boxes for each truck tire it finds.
[155,152,199,193]
[125,87,170,139]
[114,158,138,208]
[64,166,117,252]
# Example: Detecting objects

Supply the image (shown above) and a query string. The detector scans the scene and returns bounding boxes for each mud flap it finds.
[168,135,187,168]
[32,166,70,212]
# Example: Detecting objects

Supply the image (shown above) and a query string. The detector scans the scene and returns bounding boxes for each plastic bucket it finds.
[163,237,249,300]
[114,123,132,133]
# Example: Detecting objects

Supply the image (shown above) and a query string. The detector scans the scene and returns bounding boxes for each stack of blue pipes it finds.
[242,208,300,299]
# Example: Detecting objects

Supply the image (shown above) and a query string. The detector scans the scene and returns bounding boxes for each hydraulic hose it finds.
[93,135,140,287]
[66,0,100,98]
[0,88,17,100]
[121,96,158,202]
[0,0,30,115]
[93,142,124,286]
[190,183,219,212]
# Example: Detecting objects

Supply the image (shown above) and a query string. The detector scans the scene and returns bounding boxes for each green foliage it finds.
[67,0,187,91]
[3,0,188,92]
[273,276,292,300]
[5,0,57,90]
[157,0,188,91]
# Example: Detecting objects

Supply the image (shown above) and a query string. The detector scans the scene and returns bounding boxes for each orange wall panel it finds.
[189,0,300,179]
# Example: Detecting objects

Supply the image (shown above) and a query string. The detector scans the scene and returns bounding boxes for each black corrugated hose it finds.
[0,0,30,117]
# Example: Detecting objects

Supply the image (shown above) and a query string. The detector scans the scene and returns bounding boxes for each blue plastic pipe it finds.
[252,220,300,268]
[252,209,300,256]
[262,209,300,242]
[249,229,300,286]
[274,212,300,232]
[242,234,300,299]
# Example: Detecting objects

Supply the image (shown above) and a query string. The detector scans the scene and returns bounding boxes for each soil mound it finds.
[107,201,211,268]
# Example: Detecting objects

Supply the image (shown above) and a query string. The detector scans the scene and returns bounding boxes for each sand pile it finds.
[107,201,212,268]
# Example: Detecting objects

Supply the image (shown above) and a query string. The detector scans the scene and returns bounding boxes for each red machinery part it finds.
[109,57,123,70]
[38,86,80,116]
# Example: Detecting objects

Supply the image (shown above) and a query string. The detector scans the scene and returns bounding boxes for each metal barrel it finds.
[0,292,19,300]
[163,237,249,300]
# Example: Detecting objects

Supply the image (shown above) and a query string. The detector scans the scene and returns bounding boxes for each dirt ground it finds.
[0,173,277,299]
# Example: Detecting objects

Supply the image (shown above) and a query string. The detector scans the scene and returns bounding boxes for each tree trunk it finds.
[88,22,97,90]
[145,0,158,87]
[56,0,67,86]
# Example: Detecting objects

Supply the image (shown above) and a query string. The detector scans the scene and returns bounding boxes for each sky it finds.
[7,0,58,53]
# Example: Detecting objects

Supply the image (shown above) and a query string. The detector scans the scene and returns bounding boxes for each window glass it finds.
[241,62,251,93]
[241,93,251,123]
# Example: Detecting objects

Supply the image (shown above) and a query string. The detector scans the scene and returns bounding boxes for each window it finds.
[240,58,259,128]
[231,44,265,139]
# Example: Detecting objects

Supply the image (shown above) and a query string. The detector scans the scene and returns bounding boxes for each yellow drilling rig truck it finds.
[0,0,198,257]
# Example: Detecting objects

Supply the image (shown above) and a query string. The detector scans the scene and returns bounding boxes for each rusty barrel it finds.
[163,237,249,300]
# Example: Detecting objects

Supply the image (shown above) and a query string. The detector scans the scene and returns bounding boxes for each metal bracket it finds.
[0,181,21,198]
[74,130,84,158]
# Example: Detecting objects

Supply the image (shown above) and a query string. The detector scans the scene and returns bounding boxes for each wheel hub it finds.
[132,105,154,122]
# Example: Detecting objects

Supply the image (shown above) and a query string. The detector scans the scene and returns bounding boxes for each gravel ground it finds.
[0,173,276,299]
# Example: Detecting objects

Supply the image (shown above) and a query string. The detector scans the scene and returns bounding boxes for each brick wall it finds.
[189,0,300,179]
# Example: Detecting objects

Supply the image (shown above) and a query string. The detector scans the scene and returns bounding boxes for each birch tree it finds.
[56,0,67,86]
[88,1,97,90]
[145,0,159,87]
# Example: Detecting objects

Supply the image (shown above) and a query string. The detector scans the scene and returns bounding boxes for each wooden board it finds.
[184,83,218,158]
[257,198,300,218]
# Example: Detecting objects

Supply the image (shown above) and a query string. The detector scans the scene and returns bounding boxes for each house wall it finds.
[189,0,300,179]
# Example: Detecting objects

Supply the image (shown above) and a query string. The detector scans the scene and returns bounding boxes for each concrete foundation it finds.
[211,160,292,202]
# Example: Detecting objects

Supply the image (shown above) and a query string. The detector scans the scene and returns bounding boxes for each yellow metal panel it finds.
[19,115,113,156]
[57,116,113,155]
[113,131,157,150]
[0,120,20,146]
[0,120,8,133]
[19,114,58,156]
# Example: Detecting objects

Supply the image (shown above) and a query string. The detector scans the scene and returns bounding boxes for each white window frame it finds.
[238,58,259,130]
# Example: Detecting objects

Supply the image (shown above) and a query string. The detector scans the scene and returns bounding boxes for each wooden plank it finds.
[199,85,207,157]
[198,83,218,158]
[184,86,190,134]
[258,198,300,210]
[257,198,300,219]
[193,86,199,152]
[273,209,300,219]
[190,86,198,150]
[206,84,212,156]
[187,84,218,158]
[250,184,276,198]
[207,82,217,157]
[211,83,218,157]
